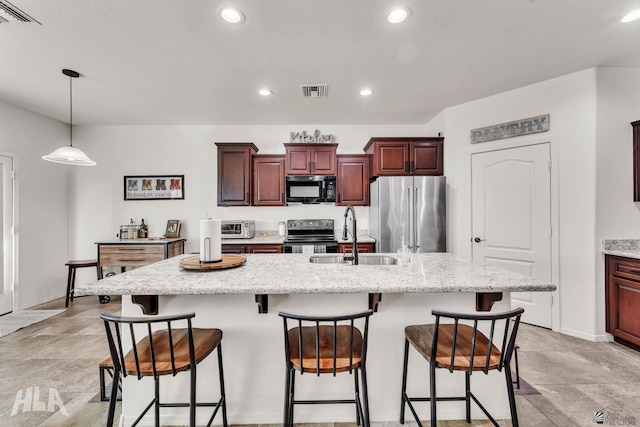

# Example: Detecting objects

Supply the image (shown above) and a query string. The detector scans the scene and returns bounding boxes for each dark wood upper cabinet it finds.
[633,120,640,201]
[285,143,337,175]
[216,142,258,206]
[253,155,285,206]
[336,155,370,206]
[364,137,444,177]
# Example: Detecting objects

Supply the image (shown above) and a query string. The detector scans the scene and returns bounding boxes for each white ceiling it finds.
[1,0,640,126]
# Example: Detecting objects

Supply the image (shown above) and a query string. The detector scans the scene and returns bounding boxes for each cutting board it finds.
[179,255,246,270]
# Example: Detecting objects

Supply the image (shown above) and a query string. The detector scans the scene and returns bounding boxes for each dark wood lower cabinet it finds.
[605,255,640,350]
[338,242,376,253]
[222,243,283,254]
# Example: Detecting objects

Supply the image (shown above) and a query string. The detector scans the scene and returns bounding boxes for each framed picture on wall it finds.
[124,175,184,200]
[164,220,181,238]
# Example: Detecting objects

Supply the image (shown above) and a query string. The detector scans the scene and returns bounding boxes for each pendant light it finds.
[42,69,96,166]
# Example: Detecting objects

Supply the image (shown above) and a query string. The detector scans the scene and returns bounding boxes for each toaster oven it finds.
[221,220,255,239]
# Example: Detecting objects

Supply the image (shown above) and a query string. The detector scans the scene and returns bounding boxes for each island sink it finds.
[309,254,397,265]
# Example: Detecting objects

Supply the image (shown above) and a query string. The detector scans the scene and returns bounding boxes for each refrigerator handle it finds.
[415,186,420,252]
[407,185,413,250]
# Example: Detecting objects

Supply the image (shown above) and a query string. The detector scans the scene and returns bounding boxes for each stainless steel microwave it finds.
[221,220,255,239]
[285,175,336,204]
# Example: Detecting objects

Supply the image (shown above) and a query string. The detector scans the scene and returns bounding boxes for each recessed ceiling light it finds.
[258,89,273,96]
[219,7,245,24]
[360,88,373,96]
[621,9,640,23]
[388,6,411,24]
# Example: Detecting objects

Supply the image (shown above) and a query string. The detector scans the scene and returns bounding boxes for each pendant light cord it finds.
[69,73,73,147]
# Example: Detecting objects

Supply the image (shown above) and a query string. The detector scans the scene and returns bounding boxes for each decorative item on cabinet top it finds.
[124,175,184,200]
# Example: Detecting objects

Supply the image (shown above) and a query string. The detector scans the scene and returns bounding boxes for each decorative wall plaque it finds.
[289,130,333,143]
[471,114,550,144]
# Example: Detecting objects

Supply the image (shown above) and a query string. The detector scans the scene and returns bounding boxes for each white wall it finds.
[595,67,640,335]
[428,69,599,340]
[0,100,70,309]
[69,124,426,258]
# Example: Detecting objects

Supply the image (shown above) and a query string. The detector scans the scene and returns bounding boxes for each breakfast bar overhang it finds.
[76,253,555,425]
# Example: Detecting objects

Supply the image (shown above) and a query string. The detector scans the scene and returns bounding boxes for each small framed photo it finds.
[164,220,181,238]
[124,175,184,200]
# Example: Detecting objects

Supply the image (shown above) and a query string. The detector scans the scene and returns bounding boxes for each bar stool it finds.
[101,312,227,427]
[400,307,524,427]
[279,309,373,427]
[65,259,99,307]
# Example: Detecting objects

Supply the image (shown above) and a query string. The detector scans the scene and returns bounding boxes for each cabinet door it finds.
[607,275,640,347]
[221,244,247,254]
[285,146,311,175]
[311,146,337,175]
[373,142,410,176]
[633,121,640,201]
[216,143,257,206]
[253,155,285,206]
[339,242,376,253]
[337,155,370,206]
[247,244,284,254]
[411,140,443,175]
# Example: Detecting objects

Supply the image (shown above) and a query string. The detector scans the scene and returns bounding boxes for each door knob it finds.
[474,237,486,243]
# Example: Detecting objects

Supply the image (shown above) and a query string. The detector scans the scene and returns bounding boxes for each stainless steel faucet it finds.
[343,205,358,265]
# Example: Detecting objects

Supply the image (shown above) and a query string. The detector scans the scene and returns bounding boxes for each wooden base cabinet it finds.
[605,255,640,350]
[222,243,284,254]
[338,242,376,253]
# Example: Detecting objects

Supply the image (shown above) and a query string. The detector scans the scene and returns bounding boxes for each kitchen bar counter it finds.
[76,252,554,296]
[78,253,554,425]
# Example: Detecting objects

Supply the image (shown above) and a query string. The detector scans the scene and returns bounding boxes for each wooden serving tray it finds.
[179,255,246,270]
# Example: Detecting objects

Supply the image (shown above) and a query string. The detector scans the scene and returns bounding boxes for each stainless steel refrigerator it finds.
[369,176,446,253]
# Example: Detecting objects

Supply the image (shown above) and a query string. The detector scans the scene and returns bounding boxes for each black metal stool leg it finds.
[505,364,519,427]
[465,371,471,423]
[106,368,120,427]
[65,265,74,307]
[400,338,410,423]
[217,343,228,427]
[354,368,362,426]
[360,366,371,427]
[429,361,437,427]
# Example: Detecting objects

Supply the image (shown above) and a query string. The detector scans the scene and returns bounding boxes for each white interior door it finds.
[0,155,14,315]
[472,143,552,328]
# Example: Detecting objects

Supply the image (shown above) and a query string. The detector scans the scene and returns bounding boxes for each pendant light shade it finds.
[42,69,96,166]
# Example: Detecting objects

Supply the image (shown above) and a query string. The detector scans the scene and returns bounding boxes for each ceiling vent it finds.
[0,1,40,24]
[301,84,328,98]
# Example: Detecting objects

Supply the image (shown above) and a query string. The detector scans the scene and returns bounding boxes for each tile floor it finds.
[1,295,639,426]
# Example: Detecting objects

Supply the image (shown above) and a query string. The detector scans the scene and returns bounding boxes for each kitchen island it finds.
[76,253,555,425]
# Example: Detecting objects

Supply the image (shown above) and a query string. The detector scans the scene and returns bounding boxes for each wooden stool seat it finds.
[400,307,525,427]
[405,323,502,371]
[123,328,222,376]
[101,312,227,427]
[280,310,373,427]
[64,259,99,307]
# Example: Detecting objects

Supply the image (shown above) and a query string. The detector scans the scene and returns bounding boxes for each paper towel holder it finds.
[200,237,222,264]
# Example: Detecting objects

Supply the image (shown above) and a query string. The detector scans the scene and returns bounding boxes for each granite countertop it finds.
[96,237,186,244]
[75,252,555,296]
[602,239,640,259]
